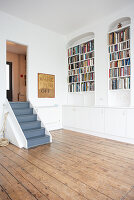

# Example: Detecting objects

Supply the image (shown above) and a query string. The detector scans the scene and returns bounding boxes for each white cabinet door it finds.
[75,107,88,130]
[126,109,134,139]
[105,108,126,137]
[63,106,129,139]
[62,106,76,128]
[68,107,105,133]
[85,107,105,133]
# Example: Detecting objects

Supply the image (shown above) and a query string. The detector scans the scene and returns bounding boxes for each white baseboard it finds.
[46,122,62,131]
[63,126,134,145]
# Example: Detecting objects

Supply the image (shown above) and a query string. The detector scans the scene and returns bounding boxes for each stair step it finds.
[27,135,50,148]
[16,114,37,123]
[9,101,51,148]
[10,102,29,109]
[20,121,41,131]
[13,108,33,116]
[23,128,45,139]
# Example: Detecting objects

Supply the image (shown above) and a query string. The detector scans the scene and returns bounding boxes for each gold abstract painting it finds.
[38,73,55,98]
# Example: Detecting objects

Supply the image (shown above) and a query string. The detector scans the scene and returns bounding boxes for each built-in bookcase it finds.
[68,39,95,92]
[108,26,130,90]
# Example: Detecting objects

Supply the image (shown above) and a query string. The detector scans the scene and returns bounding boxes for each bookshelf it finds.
[68,39,95,92]
[108,26,130,90]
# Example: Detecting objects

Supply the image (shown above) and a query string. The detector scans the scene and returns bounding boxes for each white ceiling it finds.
[0,0,133,35]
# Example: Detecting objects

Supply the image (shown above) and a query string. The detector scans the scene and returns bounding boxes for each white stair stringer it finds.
[4,99,27,148]
[29,101,52,143]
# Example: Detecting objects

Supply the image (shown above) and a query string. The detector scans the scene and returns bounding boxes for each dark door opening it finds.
[6,61,12,101]
[6,41,27,102]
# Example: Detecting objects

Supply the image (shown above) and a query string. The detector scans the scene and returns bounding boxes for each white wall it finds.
[0,11,67,132]
[66,3,134,107]
[63,3,134,144]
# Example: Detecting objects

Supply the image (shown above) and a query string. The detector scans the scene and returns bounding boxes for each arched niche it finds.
[109,17,131,32]
[108,17,131,107]
[67,32,95,49]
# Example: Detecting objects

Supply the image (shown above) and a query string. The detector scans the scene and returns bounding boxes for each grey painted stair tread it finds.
[23,128,45,139]
[17,114,37,117]
[20,121,41,126]
[13,108,32,111]
[13,108,33,115]
[27,134,50,141]
[16,114,37,122]
[23,127,45,134]
[10,101,29,103]
[20,121,41,131]
[10,102,29,109]
[27,135,50,148]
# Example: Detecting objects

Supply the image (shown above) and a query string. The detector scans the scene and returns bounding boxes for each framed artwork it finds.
[38,73,55,98]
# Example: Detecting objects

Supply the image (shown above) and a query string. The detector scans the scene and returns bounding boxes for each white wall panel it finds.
[62,106,76,128]
[62,105,134,143]
[126,109,134,139]
[105,108,126,137]
[63,106,105,133]
[36,106,62,131]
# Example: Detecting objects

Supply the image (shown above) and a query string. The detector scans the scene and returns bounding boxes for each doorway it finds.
[6,41,27,102]
[6,61,12,101]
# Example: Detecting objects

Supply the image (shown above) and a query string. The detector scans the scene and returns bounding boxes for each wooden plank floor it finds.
[0,129,134,200]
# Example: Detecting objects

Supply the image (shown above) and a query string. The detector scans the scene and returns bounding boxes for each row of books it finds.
[68,45,79,57]
[110,58,130,68]
[68,81,95,92]
[118,66,130,77]
[81,72,94,81]
[109,77,130,90]
[109,49,130,61]
[68,52,94,64]
[68,62,80,70]
[68,68,80,76]
[81,51,94,60]
[80,40,94,54]
[109,40,130,53]
[109,68,118,78]
[68,55,79,64]
[81,58,94,67]
[68,66,95,76]
[68,58,95,70]
[109,66,130,78]
[81,82,95,91]
[109,27,130,45]
[68,75,80,83]
[68,40,94,58]
[81,66,94,74]
[68,83,80,92]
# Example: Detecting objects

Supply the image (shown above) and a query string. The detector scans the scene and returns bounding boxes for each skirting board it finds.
[46,122,62,131]
[63,126,134,145]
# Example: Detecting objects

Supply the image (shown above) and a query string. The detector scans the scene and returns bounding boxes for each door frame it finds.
[6,40,28,102]
[6,61,13,101]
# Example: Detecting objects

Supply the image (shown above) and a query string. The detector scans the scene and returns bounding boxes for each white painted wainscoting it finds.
[35,105,62,131]
[62,105,134,144]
